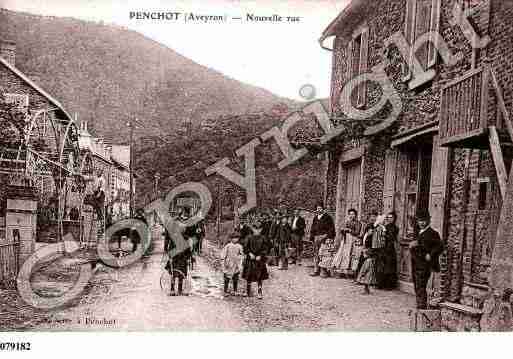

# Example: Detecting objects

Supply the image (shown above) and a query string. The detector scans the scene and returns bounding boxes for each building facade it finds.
[1,39,134,247]
[320,0,513,330]
[78,121,133,222]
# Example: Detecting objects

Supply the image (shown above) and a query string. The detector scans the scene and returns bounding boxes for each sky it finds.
[1,0,349,100]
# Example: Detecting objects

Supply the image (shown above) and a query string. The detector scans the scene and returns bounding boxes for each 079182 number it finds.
[0,342,31,351]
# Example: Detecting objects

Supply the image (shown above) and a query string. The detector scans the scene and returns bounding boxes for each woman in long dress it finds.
[332,208,362,278]
[378,211,399,290]
[242,221,271,299]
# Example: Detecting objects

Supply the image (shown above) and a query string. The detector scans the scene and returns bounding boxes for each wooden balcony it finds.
[439,67,511,148]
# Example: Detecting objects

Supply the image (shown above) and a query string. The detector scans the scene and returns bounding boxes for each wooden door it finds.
[344,160,362,217]
[429,135,450,237]
[398,141,433,283]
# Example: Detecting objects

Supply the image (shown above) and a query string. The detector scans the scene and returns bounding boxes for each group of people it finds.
[308,203,444,308]
[160,202,444,309]
[218,209,307,298]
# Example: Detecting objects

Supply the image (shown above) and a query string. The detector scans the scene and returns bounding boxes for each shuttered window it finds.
[346,26,369,108]
[403,0,441,77]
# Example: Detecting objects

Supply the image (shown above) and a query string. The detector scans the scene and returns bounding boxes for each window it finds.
[3,93,29,110]
[403,0,441,82]
[346,26,369,108]
[477,177,490,211]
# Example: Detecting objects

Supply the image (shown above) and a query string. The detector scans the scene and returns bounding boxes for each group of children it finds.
[220,221,270,298]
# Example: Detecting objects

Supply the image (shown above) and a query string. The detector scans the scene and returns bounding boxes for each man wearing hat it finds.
[309,202,336,277]
[409,211,444,309]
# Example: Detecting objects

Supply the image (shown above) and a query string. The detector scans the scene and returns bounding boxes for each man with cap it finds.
[409,211,444,309]
[309,202,336,277]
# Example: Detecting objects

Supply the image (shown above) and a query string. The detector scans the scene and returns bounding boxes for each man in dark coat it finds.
[164,225,192,296]
[194,211,206,254]
[409,211,444,309]
[266,209,281,266]
[290,209,306,265]
[309,203,336,277]
[276,216,291,270]
[179,208,198,269]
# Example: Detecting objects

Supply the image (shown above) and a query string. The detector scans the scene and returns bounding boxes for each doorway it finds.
[398,139,433,283]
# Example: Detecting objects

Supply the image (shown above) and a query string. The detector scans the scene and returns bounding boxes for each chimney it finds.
[0,39,16,66]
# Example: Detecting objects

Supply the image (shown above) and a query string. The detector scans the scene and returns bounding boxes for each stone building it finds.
[319,0,513,330]
[1,39,134,247]
[0,38,74,242]
[78,121,134,222]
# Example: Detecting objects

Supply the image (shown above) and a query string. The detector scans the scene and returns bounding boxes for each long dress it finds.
[332,219,362,274]
[378,223,398,289]
[242,234,270,283]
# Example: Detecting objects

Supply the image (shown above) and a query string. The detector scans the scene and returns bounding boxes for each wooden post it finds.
[489,67,513,143]
[488,126,508,199]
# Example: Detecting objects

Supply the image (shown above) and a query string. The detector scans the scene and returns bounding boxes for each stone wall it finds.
[325,0,513,321]
[0,59,57,114]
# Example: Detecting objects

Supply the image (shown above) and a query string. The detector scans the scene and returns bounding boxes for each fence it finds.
[0,239,20,289]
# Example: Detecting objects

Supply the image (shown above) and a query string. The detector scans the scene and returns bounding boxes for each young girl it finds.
[357,214,386,294]
[242,221,270,299]
[221,232,244,296]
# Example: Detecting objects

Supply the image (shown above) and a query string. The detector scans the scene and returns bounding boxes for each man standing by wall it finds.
[290,209,306,265]
[309,203,335,277]
[409,211,444,309]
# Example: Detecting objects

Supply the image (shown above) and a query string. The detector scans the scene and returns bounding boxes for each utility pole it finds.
[127,119,136,218]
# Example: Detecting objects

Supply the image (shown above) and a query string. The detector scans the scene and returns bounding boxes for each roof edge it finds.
[0,57,73,122]
[320,0,367,42]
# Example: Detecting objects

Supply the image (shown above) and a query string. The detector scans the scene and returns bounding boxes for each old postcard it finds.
[1,0,513,348]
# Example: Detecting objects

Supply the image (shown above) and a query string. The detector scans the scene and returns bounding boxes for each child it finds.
[221,232,244,296]
[242,221,270,299]
[356,214,386,294]
[318,235,337,278]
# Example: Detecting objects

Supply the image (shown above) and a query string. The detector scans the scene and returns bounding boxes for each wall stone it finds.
[324,0,513,328]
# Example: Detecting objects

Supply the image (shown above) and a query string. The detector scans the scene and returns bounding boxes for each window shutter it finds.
[404,0,417,79]
[428,0,442,68]
[346,40,353,84]
[383,148,397,213]
[404,0,416,45]
[415,0,432,70]
[357,28,369,108]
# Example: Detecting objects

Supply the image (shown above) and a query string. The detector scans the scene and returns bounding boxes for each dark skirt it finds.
[242,257,269,283]
[377,246,398,289]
